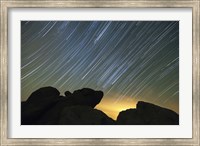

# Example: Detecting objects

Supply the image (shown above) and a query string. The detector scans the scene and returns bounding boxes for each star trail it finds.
[21,21,179,119]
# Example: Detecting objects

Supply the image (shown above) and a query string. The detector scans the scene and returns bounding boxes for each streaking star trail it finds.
[21,21,179,119]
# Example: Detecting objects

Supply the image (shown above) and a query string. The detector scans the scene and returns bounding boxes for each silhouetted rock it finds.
[36,88,104,124]
[67,88,103,108]
[27,86,60,103]
[59,105,115,125]
[36,97,72,125]
[117,101,179,125]
[64,91,72,96]
[21,87,105,125]
[21,87,179,125]
[21,87,61,125]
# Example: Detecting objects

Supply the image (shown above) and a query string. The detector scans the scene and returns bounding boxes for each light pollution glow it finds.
[95,96,137,120]
[95,96,178,120]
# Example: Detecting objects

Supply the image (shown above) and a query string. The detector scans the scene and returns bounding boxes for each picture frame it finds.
[0,0,199,145]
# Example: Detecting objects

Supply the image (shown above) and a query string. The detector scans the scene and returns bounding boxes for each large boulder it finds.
[117,101,179,125]
[21,87,105,125]
[21,86,61,125]
[26,86,60,103]
[37,88,104,124]
[67,88,103,108]
[64,91,72,96]
[36,96,71,125]
[59,105,115,125]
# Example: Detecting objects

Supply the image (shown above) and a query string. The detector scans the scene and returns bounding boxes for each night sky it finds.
[21,21,179,119]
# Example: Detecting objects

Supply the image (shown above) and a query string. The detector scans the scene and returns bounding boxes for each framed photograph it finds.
[1,0,199,145]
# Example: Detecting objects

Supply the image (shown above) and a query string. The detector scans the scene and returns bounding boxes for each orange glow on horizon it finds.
[95,97,137,120]
[95,96,179,120]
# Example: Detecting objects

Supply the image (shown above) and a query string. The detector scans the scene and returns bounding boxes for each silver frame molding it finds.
[0,0,199,145]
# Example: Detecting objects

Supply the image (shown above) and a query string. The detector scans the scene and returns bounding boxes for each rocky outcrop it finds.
[21,87,108,125]
[117,101,179,125]
[21,87,179,125]
[26,86,60,102]
[68,88,103,108]
[21,87,61,125]
[59,105,115,125]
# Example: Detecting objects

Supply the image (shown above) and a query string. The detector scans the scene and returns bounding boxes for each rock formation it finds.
[117,101,179,125]
[21,87,113,125]
[59,105,115,125]
[21,87,179,125]
[21,87,61,125]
